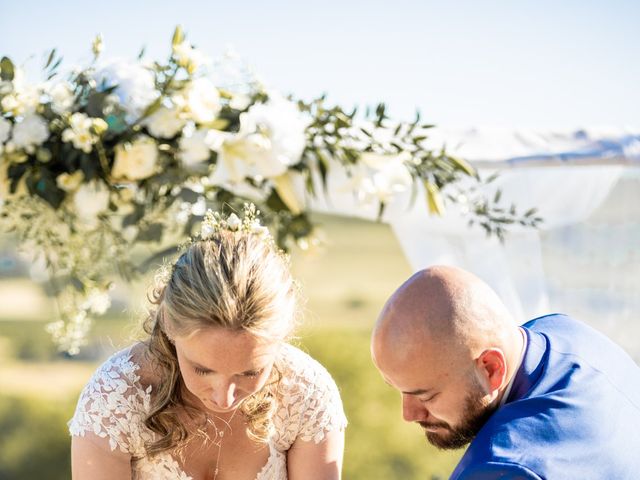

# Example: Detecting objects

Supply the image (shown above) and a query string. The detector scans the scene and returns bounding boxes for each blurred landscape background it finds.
[1,1,638,478]
[1,161,638,479]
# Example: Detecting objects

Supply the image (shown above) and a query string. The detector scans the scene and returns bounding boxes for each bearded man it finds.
[371,265,640,479]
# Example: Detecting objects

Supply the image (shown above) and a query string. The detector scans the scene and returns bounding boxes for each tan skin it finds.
[72,328,344,480]
[371,266,524,446]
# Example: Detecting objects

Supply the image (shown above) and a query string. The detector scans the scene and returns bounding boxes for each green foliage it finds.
[0,395,75,480]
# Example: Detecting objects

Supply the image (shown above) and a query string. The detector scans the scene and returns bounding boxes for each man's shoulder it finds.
[452,461,542,480]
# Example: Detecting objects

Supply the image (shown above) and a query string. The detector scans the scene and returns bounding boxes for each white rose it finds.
[73,180,110,225]
[94,60,159,123]
[48,81,75,114]
[112,136,158,180]
[178,127,215,166]
[0,117,11,144]
[184,78,221,124]
[11,114,49,153]
[145,106,185,138]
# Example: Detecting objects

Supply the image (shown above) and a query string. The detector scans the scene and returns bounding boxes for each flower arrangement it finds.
[0,27,541,353]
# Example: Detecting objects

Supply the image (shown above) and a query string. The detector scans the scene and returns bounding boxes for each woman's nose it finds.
[212,380,237,408]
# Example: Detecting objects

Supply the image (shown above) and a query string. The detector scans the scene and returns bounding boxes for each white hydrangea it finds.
[11,114,49,153]
[94,59,159,123]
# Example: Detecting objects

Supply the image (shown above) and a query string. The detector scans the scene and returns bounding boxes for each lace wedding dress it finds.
[69,344,347,479]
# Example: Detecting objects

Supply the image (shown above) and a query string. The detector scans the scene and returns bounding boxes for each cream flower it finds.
[178,127,215,167]
[11,114,49,153]
[56,171,85,192]
[350,151,413,205]
[183,78,221,124]
[73,180,110,225]
[61,113,103,153]
[48,81,75,114]
[144,105,185,138]
[0,85,40,116]
[112,136,158,180]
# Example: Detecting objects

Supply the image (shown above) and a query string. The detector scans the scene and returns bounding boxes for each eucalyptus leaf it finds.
[0,56,15,81]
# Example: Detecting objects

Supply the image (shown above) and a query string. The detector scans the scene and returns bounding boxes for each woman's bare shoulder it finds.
[127,341,163,390]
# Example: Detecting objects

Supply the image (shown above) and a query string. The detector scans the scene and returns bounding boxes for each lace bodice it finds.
[69,344,347,479]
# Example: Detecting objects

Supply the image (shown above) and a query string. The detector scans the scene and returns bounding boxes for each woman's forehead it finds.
[178,327,279,370]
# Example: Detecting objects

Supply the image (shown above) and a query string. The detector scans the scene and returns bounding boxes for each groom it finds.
[371,265,640,479]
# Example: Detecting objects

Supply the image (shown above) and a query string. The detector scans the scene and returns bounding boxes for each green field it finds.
[0,214,462,480]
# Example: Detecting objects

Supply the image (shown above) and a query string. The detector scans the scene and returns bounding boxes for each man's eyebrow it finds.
[401,388,435,396]
[383,379,435,396]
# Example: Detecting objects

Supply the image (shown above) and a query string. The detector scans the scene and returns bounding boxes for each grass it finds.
[0,214,463,479]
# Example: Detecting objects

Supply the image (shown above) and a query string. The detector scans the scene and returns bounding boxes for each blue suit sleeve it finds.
[455,462,543,480]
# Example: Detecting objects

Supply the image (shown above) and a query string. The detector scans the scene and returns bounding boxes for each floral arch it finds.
[3,28,636,354]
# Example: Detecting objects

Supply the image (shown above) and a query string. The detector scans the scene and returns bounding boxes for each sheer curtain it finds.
[310,128,640,361]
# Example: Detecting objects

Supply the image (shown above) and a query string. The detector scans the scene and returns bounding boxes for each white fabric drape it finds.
[309,128,637,324]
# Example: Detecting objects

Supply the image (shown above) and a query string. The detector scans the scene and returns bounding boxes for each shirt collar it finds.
[499,326,527,408]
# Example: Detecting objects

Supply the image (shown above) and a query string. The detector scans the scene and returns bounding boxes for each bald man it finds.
[371,266,640,479]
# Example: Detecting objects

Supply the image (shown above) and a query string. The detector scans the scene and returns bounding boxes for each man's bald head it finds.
[371,265,524,450]
[372,265,517,366]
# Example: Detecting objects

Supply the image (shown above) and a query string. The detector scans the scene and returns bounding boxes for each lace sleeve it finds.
[276,346,347,446]
[68,348,152,456]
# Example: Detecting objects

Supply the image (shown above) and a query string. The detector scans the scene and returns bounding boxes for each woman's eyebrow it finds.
[186,357,264,374]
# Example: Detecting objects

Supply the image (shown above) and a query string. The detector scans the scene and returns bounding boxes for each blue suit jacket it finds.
[450,314,640,480]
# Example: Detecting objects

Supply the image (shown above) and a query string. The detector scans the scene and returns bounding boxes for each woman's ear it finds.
[475,348,507,393]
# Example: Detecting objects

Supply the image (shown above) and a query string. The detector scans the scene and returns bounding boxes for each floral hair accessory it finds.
[193,203,273,245]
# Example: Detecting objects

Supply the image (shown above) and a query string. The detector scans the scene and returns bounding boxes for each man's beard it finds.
[418,382,498,450]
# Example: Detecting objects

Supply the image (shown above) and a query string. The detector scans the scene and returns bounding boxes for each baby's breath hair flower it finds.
[190,203,277,249]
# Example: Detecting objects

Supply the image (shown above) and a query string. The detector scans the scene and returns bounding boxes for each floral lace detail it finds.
[69,344,347,479]
[272,344,348,449]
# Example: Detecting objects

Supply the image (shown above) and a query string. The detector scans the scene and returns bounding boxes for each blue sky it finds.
[2,0,638,128]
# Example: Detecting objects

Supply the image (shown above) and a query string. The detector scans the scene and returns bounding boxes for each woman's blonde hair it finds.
[141,230,297,457]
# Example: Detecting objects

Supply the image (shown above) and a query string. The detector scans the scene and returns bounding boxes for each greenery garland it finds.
[0,27,541,353]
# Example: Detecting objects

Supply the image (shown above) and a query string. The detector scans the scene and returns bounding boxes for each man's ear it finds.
[475,348,507,393]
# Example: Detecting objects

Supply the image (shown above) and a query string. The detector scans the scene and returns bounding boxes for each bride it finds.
[69,206,347,479]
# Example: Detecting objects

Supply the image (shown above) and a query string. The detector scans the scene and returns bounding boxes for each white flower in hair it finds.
[225,213,242,231]
[194,203,275,246]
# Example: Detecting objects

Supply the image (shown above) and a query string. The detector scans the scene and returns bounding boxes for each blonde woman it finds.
[69,206,346,479]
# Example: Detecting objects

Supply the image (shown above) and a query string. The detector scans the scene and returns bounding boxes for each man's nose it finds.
[212,380,237,408]
[402,394,428,422]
